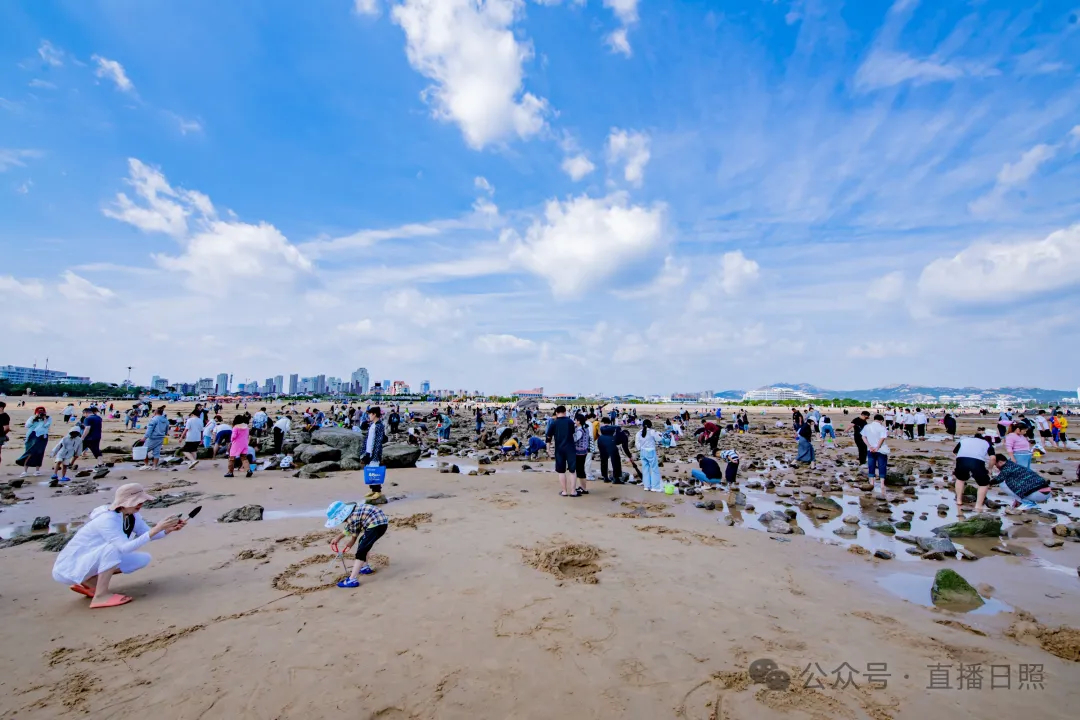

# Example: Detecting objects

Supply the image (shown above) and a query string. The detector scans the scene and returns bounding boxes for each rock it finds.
[894,520,911,531]
[31,516,50,531]
[1043,539,1065,548]
[842,515,860,524]
[802,496,842,513]
[299,446,342,465]
[91,468,110,480]
[42,531,76,552]
[958,549,979,561]
[905,547,922,555]
[1045,466,1063,476]
[218,505,264,523]
[338,457,365,471]
[896,534,918,545]
[884,471,909,487]
[990,545,1011,554]
[367,493,388,505]
[921,551,947,560]
[858,483,873,492]
[144,491,203,508]
[766,519,793,534]
[916,536,957,555]
[758,510,790,525]
[873,549,894,560]
[745,480,762,489]
[75,469,92,478]
[936,503,949,513]
[931,569,983,608]
[720,515,735,526]
[833,525,858,537]
[774,487,794,497]
[1052,524,1069,537]
[383,444,422,469]
[867,520,896,534]
[299,461,341,477]
[311,428,366,458]
[933,514,1002,538]
[733,492,747,506]
[694,501,716,511]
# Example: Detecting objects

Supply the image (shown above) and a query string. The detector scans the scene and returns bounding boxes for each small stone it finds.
[867,520,896,535]
[720,515,735,526]
[1052,524,1069,537]
[1043,539,1064,548]
[873,549,894,560]
[921,551,946,561]
[833,525,858,537]
[990,545,1011,554]
[842,515,860,524]
[218,505,264,523]
[905,547,922,555]
[31,516,50,531]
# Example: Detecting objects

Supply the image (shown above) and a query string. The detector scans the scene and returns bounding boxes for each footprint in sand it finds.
[520,540,603,585]
[273,553,390,594]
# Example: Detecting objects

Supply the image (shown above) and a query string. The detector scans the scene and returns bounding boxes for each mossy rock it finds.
[866,520,896,535]
[931,569,983,609]
[933,514,1002,538]
[894,520,912,531]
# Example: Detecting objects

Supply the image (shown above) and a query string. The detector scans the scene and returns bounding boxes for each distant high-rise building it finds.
[197,378,214,394]
[420,380,430,394]
[350,368,370,395]
[383,380,391,393]
[288,373,298,394]
[315,374,326,394]
[274,375,284,394]
[151,375,161,389]
[151,376,168,392]
[264,377,274,394]
[216,373,230,394]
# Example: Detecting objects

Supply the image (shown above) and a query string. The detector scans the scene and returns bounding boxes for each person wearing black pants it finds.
[330,502,389,588]
[851,411,869,465]
[598,418,624,483]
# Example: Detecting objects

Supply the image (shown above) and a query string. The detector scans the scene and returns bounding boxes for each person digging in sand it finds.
[325,500,389,588]
[51,483,185,608]
[49,426,83,483]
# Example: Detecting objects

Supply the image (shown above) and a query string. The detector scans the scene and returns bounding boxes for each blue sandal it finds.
[359,566,374,575]
[337,578,360,588]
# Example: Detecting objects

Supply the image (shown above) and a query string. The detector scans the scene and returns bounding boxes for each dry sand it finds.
[0,398,1078,719]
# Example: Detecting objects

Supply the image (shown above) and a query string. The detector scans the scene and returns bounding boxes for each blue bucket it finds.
[363,465,386,485]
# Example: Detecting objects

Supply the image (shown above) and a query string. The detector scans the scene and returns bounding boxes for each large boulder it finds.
[218,505,264,523]
[383,444,422,468]
[312,427,366,458]
[931,569,983,609]
[299,461,341,477]
[933,514,1002,538]
[299,446,341,464]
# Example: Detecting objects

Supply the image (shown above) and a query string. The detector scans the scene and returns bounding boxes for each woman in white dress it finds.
[52,483,185,608]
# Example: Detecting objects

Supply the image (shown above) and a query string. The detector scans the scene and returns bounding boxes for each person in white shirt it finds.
[633,419,664,492]
[181,410,204,468]
[273,414,292,454]
[202,416,218,449]
[884,409,895,434]
[861,414,890,496]
[953,434,995,514]
[914,408,928,438]
[1034,410,1051,450]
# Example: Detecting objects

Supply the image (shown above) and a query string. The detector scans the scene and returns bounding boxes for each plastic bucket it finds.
[663,483,675,495]
[132,446,148,461]
[364,465,387,486]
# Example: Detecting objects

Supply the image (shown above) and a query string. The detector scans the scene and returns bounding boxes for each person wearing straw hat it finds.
[325,500,389,589]
[51,483,185,608]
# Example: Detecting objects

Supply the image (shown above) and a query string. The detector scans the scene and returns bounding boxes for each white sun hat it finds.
[324,501,357,529]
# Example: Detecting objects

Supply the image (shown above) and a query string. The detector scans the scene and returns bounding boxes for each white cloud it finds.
[509,191,665,297]
[606,128,650,186]
[0,275,45,298]
[391,0,549,149]
[558,153,593,181]
[872,271,905,303]
[602,0,638,56]
[917,223,1080,304]
[1070,125,1080,144]
[383,288,460,327]
[155,220,312,287]
[474,176,494,195]
[103,158,214,236]
[0,148,43,172]
[16,180,32,195]
[29,79,57,90]
[613,255,688,299]
[169,114,203,135]
[847,341,913,359]
[606,28,631,57]
[969,143,1057,214]
[354,0,380,15]
[92,55,134,93]
[337,318,375,335]
[475,333,535,353]
[719,251,760,295]
[58,271,114,301]
[854,51,965,91]
[38,41,63,67]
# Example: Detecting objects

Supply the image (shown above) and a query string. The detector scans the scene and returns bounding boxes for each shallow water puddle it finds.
[876,572,1012,614]
[0,520,84,541]
[262,508,327,521]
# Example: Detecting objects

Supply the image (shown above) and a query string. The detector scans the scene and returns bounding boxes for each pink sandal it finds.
[90,594,133,609]
[70,584,94,598]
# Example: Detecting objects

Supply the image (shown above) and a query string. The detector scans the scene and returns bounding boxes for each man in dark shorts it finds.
[952,434,995,514]
[81,406,104,465]
[545,406,577,497]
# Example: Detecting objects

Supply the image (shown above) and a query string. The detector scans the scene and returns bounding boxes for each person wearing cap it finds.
[50,427,84,483]
[325,500,389,588]
[17,406,52,477]
[51,483,185,608]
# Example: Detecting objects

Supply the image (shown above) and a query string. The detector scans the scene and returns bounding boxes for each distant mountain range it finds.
[714,383,1078,403]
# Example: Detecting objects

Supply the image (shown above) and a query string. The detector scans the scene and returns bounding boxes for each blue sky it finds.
[2,0,1078,394]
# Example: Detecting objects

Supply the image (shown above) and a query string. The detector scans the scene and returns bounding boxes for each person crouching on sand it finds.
[50,426,83,483]
[51,483,185,608]
[325,500,389,588]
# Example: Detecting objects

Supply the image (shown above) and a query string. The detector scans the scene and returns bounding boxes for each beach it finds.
[0,399,1078,719]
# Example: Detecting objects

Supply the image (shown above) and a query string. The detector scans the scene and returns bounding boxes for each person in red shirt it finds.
[695,418,721,453]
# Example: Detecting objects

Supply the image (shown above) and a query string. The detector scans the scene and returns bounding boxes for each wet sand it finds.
[0,399,1078,719]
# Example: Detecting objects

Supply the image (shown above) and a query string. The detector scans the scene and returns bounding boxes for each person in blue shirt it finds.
[140,407,170,471]
[81,406,104,465]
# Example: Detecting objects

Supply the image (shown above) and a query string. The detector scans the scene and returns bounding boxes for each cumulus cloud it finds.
[606,129,650,186]
[475,333,535,353]
[38,40,63,67]
[602,0,639,56]
[509,191,665,297]
[871,271,905,302]
[92,55,135,93]
[917,223,1080,304]
[720,251,760,295]
[0,275,45,298]
[103,158,214,237]
[561,153,596,181]
[391,0,549,149]
[0,148,42,172]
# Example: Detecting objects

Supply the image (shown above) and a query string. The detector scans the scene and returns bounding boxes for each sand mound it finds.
[522,541,603,584]
[273,553,390,594]
[391,513,433,529]
[1005,611,1080,662]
